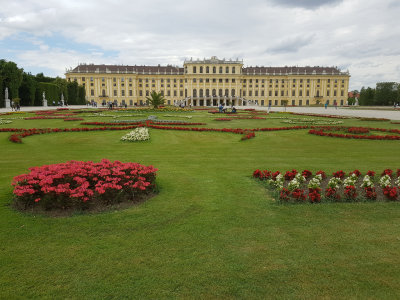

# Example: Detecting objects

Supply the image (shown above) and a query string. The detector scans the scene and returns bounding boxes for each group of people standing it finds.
[218,104,236,113]
[10,101,20,111]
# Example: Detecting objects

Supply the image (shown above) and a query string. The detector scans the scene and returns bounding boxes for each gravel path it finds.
[1,105,400,120]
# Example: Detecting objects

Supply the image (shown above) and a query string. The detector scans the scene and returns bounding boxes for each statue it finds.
[4,87,11,109]
[61,93,65,106]
[42,91,47,107]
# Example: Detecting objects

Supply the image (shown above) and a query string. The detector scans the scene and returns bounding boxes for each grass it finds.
[1,109,400,298]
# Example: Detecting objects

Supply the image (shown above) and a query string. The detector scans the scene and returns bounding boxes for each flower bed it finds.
[121,127,150,142]
[12,160,158,213]
[0,120,12,125]
[308,126,400,140]
[281,118,343,125]
[215,118,232,121]
[253,168,400,203]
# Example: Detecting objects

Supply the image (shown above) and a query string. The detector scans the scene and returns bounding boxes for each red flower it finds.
[301,169,312,179]
[383,186,398,200]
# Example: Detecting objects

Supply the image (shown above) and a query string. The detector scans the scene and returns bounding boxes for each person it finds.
[325,102,328,109]
[232,106,236,113]
[218,103,223,113]
[267,103,271,113]
[10,101,14,111]
[334,100,337,110]
[16,102,20,111]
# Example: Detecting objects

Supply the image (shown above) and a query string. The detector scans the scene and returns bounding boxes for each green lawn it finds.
[1,109,400,299]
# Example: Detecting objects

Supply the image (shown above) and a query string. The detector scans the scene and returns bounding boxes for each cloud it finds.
[265,35,315,54]
[268,0,343,9]
[0,0,399,91]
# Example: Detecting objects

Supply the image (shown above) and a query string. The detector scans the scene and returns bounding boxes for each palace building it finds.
[65,56,350,107]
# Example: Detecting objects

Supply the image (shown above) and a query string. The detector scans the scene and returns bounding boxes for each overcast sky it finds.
[1,0,399,90]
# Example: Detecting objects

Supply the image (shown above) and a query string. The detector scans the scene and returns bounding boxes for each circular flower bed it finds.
[12,160,158,213]
[121,127,150,141]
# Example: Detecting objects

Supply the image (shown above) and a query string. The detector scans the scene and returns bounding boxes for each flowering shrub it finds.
[379,175,391,188]
[302,170,312,179]
[292,189,306,201]
[279,188,290,201]
[361,175,374,189]
[241,132,255,141]
[325,187,340,201]
[121,127,150,142]
[333,170,346,180]
[308,188,321,203]
[347,127,369,134]
[367,170,376,177]
[284,169,298,181]
[383,186,398,201]
[381,169,393,177]
[364,187,377,200]
[316,170,326,179]
[344,185,357,200]
[12,160,158,211]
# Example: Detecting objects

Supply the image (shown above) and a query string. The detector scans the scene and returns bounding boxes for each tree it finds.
[19,73,37,106]
[375,82,398,106]
[0,60,23,100]
[146,91,166,109]
[359,87,375,106]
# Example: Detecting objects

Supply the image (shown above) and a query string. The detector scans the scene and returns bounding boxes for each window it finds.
[341,90,344,96]
[281,91,284,96]
[261,91,264,96]
[334,91,337,96]
[232,79,235,83]
[146,91,149,96]
[293,79,296,83]
[114,90,117,96]
[231,89,235,96]
[193,66,196,73]
[174,90,177,96]
[129,90,133,96]
[121,78,125,82]
[226,66,229,73]
[139,91,142,96]
[219,66,223,74]
[327,90,330,96]
[269,91,272,96]
[232,67,235,73]
[306,91,310,96]
[206,66,209,73]
[225,79,229,83]
[167,91,170,96]
[91,89,94,96]
[193,78,196,83]
[292,90,295,96]
[219,79,222,83]
[200,66,203,73]
[275,91,278,96]
[243,91,246,97]
[121,90,125,96]
[213,78,216,83]
[113,78,116,82]
[213,66,216,73]
[255,91,258,96]
[219,89,223,96]
[299,90,302,96]
[180,91,183,97]
[275,100,278,105]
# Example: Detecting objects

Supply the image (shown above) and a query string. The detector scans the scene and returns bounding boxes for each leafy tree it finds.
[146,91,166,109]
[375,82,398,106]
[0,75,4,108]
[0,60,23,100]
[359,87,375,106]
[67,81,79,105]
[77,86,86,104]
[53,77,68,102]
[35,72,53,83]
[19,73,37,106]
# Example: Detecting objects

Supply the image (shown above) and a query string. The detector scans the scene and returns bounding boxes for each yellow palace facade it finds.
[65,56,350,107]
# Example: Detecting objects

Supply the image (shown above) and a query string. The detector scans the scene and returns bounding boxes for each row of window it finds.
[189,66,237,74]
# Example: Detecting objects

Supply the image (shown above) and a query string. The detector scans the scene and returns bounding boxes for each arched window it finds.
[185,89,187,97]
[206,66,209,73]
[200,66,203,73]
[213,66,216,73]
[212,89,216,96]
[193,66,197,73]
[231,89,235,97]
[199,89,203,97]
[226,66,229,73]
[219,89,223,96]
[206,89,210,96]
[225,89,229,96]
[193,89,197,97]
[219,66,223,74]
[232,67,235,74]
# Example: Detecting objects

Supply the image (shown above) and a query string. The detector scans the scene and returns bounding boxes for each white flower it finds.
[308,176,322,189]
[395,177,400,188]
[121,127,150,142]
[288,178,300,190]
[361,175,374,188]
[343,175,357,187]
[328,177,342,189]
[294,173,306,183]
[0,119,12,125]
[379,175,391,188]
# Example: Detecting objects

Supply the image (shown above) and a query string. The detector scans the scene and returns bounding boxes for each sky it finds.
[0,0,399,91]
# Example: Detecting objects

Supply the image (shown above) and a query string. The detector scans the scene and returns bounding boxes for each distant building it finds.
[65,56,350,107]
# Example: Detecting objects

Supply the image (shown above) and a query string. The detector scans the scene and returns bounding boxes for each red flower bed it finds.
[215,118,232,121]
[241,132,255,141]
[308,125,400,140]
[12,160,157,211]
[64,118,84,121]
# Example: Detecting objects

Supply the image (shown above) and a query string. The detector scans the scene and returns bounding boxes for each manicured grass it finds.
[1,109,400,298]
